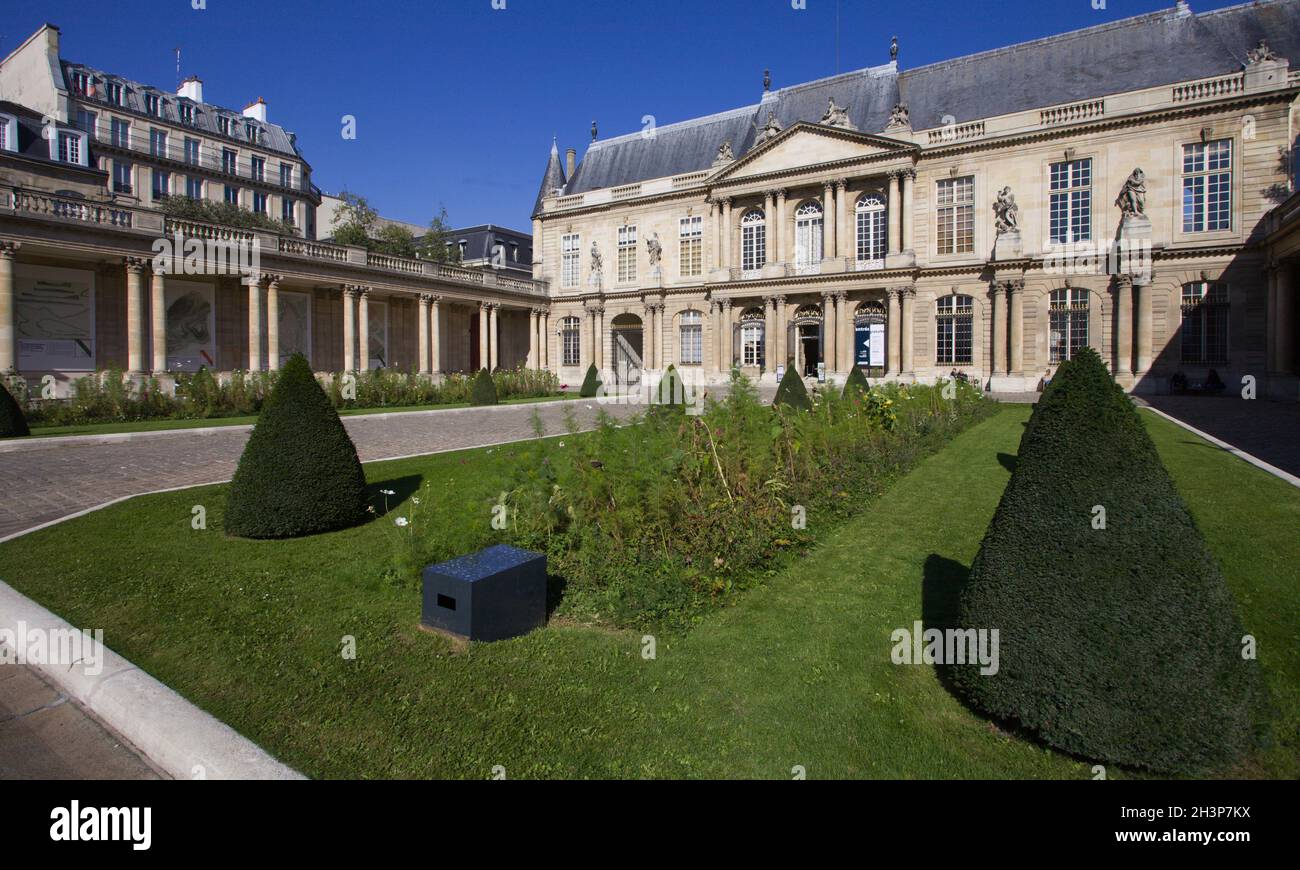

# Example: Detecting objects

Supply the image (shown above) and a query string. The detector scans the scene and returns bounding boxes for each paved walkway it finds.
[0,663,163,779]
[1136,395,1300,480]
[0,398,646,541]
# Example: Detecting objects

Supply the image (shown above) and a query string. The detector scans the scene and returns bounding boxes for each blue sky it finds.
[6,0,1243,232]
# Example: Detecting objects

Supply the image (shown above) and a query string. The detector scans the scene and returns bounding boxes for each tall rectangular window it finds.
[282,198,295,224]
[280,163,293,188]
[561,234,580,288]
[1181,282,1229,363]
[186,176,202,199]
[936,176,974,255]
[679,310,703,365]
[1182,140,1232,232]
[1048,287,1089,363]
[179,103,194,125]
[250,156,265,182]
[149,128,167,158]
[561,317,581,366]
[110,118,130,148]
[936,294,974,365]
[184,137,200,165]
[217,116,230,136]
[679,216,703,278]
[1049,158,1091,244]
[71,71,90,95]
[152,169,169,200]
[145,93,160,117]
[617,225,637,283]
[75,109,97,138]
[222,148,237,174]
[113,161,132,194]
[106,82,122,106]
[253,192,267,214]
[224,185,239,205]
[57,131,83,165]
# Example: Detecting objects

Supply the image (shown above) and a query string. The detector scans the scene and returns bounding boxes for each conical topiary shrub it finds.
[841,365,869,400]
[949,347,1262,774]
[470,368,498,406]
[579,363,601,398]
[772,364,811,411]
[657,365,684,407]
[225,353,367,539]
[0,379,30,438]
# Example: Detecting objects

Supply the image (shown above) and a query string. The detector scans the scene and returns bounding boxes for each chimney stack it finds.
[177,75,203,104]
[565,149,576,177]
[243,96,268,123]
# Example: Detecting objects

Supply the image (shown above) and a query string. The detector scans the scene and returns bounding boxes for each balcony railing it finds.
[4,187,135,228]
[1172,73,1244,103]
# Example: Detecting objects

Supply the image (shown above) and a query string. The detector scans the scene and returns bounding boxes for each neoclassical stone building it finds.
[532,1,1300,399]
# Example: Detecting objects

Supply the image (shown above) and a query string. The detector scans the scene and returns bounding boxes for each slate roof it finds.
[554,1,1300,200]
[533,140,567,217]
[60,62,303,160]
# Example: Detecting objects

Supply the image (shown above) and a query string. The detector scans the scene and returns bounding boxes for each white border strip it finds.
[1142,405,1300,489]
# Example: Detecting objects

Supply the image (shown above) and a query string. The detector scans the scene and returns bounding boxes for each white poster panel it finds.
[870,322,885,367]
[15,264,96,370]
[278,291,312,367]
[165,280,216,371]
[367,300,388,369]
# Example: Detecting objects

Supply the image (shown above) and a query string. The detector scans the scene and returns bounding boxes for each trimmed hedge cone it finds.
[772,365,811,411]
[470,368,498,406]
[841,365,869,400]
[950,348,1262,774]
[225,354,368,539]
[579,364,601,398]
[0,380,30,438]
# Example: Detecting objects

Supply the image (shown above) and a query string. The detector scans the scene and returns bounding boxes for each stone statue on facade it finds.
[646,232,662,267]
[886,103,910,130]
[993,186,1019,234]
[1115,168,1147,218]
[820,98,856,131]
[1247,39,1279,64]
[714,139,735,164]
[754,110,784,145]
[588,241,603,289]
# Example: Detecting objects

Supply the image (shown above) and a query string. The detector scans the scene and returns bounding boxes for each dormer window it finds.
[145,93,160,117]
[245,124,258,143]
[106,82,122,106]
[55,129,89,166]
[217,116,230,136]
[179,103,194,125]
[71,71,90,95]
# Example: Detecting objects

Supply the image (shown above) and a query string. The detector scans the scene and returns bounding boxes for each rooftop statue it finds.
[886,103,910,129]
[1246,39,1279,64]
[754,110,784,145]
[820,98,856,131]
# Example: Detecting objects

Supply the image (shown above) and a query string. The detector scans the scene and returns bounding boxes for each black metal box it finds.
[420,545,547,642]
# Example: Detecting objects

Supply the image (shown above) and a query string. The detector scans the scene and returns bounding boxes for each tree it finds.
[578,364,601,398]
[772,365,811,411]
[470,368,498,406]
[225,354,368,539]
[374,224,418,258]
[330,190,379,249]
[417,206,461,264]
[0,379,30,438]
[950,347,1262,774]
[841,366,869,400]
[160,196,294,235]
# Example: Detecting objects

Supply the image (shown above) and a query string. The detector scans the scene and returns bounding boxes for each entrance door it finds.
[798,324,821,377]
[610,314,644,387]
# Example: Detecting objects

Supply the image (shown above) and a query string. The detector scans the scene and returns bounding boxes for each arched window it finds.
[794,201,823,273]
[855,194,887,268]
[737,307,765,368]
[679,309,703,365]
[1181,281,1228,364]
[741,209,766,272]
[936,295,974,365]
[1048,287,1089,363]
[560,316,581,366]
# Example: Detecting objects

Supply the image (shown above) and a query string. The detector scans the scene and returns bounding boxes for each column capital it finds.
[833,178,849,192]
[419,293,434,305]
[343,284,365,297]
[1113,273,1133,292]
[771,293,786,304]
[0,241,22,258]
[717,297,732,310]
[124,256,148,274]
[822,179,835,193]
[263,273,282,288]
[989,281,1005,297]
[1003,278,1024,295]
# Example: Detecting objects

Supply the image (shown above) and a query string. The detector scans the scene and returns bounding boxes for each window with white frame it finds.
[0,114,15,152]
[1182,140,1232,233]
[1048,287,1089,363]
[56,130,86,165]
[1181,281,1229,363]
[152,169,169,200]
[149,128,167,157]
[113,161,132,194]
[280,162,293,188]
[186,176,202,199]
[75,109,97,138]
[217,116,230,136]
[184,137,200,165]
[936,176,974,255]
[561,233,580,288]
[222,148,237,174]
[71,71,90,95]
[253,191,267,214]
[105,82,122,106]
[936,294,974,365]
[855,194,886,265]
[795,201,824,272]
[679,309,703,365]
[245,124,258,143]
[110,117,129,147]
[250,155,265,182]
[561,316,581,366]
[617,225,637,283]
[740,209,766,272]
[282,197,296,224]
[224,185,239,205]
[679,216,703,278]
[1049,158,1091,244]
[145,93,160,117]
[179,103,194,125]
[740,315,765,367]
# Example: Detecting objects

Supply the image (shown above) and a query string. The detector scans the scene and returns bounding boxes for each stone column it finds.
[887,172,902,255]
[540,310,549,369]
[763,192,776,265]
[479,302,491,371]
[822,182,835,260]
[901,288,915,375]
[1133,278,1152,374]
[887,287,902,375]
[719,299,733,370]
[125,258,147,375]
[708,200,719,270]
[357,289,369,371]
[821,291,837,373]
[417,294,432,374]
[266,276,281,371]
[655,303,665,369]
[643,304,656,370]
[1114,274,1133,377]
[342,287,357,372]
[1009,280,1024,376]
[527,307,538,369]
[150,267,167,373]
[720,198,733,273]
[0,242,17,372]
[430,296,443,374]
[835,180,850,258]
[901,169,915,252]
[763,296,776,372]
[247,276,263,371]
[595,306,605,369]
[1276,265,1294,374]
[775,190,788,265]
[990,283,1007,376]
[489,304,500,371]
[839,292,854,373]
[773,294,787,369]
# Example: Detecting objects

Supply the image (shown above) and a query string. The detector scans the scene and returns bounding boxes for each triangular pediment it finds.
[711,122,916,185]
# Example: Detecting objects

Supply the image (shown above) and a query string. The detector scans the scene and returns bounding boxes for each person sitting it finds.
[1205,368,1226,393]
[1041,367,1053,390]
[1170,371,1187,394]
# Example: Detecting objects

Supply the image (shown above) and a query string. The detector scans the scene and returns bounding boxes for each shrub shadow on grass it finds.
[997,452,1018,473]
[546,572,568,619]
[366,474,423,517]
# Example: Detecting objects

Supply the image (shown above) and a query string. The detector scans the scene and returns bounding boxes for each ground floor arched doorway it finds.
[610,313,643,386]
[789,304,823,377]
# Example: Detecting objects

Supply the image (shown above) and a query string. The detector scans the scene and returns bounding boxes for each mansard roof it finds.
[557,0,1300,199]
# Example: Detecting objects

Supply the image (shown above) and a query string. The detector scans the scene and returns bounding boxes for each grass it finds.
[25,394,576,438]
[0,403,1294,778]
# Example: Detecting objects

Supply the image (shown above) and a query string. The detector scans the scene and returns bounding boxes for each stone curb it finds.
[0,581,307,780]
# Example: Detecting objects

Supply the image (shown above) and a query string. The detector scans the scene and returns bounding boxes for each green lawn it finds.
[0,404,1293,778]
[26,394,575,438]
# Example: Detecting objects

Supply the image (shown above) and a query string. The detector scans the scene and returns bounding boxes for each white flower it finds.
[411,497,421,505]
[381,489,395,496]
[394,517,409,527]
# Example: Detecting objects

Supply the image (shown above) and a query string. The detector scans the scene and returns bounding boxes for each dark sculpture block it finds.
[421,545,547,642]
